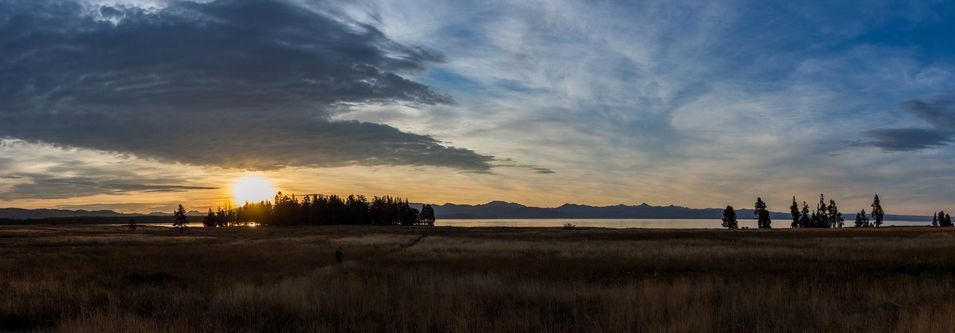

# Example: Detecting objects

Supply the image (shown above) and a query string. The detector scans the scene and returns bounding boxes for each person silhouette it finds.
[335,246,344,264]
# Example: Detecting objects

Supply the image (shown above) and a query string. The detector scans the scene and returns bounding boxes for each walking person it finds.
[335,246,344,264]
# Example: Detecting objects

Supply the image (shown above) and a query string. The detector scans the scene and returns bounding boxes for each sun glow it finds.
[230,175,277,205]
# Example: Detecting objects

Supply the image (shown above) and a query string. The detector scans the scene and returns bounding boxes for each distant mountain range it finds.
[0,208,200,220]
[0,202,929,221]
[428,201,929,221]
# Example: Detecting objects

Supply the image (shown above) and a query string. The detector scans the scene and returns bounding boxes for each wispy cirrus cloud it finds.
[334,0,955,212]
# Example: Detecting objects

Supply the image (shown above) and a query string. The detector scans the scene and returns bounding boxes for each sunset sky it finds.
[1,0,954,214]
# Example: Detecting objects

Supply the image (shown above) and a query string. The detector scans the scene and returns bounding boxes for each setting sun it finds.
[230,175,277,204]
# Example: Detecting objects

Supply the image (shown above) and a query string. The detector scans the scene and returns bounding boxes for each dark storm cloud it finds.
[862,94,955,151]
[862,128,951,152]
[0,0,493,171]
[531,167,556,174]
[489,159,556,175]
[903,95,955,128]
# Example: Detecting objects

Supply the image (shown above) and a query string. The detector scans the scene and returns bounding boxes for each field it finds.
[2,225,955,332]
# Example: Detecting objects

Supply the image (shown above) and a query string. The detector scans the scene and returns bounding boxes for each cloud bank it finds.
[0,0,493,171]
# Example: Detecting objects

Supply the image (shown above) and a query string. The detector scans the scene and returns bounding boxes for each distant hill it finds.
[0,208,134,219]
[429,201,929,221]
[0,208,207,220]
[0,208,168,225]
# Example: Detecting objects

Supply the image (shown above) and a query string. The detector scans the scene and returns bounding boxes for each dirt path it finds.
[401,233,429,250]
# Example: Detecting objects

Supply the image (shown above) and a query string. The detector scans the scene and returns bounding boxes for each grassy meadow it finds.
[1,225,955,332]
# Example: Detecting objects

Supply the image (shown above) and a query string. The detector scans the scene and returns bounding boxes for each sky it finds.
[1,0,954,215]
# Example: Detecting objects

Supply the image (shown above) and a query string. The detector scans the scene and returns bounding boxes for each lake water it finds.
[435,218,933,229]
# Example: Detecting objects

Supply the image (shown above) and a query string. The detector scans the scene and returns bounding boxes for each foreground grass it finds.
[1,225,955,332]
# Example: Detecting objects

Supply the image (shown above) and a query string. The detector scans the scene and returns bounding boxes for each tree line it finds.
[933,211,953,227]
[722,194,900,229]
[172,192,436,229]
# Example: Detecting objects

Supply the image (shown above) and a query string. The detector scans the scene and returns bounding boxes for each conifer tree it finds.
[722,205,738,229]
[940,211,953,227]
[419,204,436,225]
[790,197,801,228]
[870,195,884,227]
[754,197,771,229]
[172,204,189,232]
[828,199,843,228]
[215,207,227,227]
[817,194,830,227]
[933,212,938,227]
[854,212,864,228]
[799,202,811,227]
[203,208,216,227]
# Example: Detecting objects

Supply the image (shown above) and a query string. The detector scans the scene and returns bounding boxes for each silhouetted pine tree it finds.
[420,204,436,225]
[301,195,313,224]
[203,209,216,227]
[223,205,236,225]
[754,197,771,229]
[947,213,952,227]
[215,207,227,227]
[722,205,738,229]
[346,195,370,225]
[871,195,884,227]
[397,199,417,226]
[828,199,843,228]
[933,212,938,227]
[816,194,830,227]
[172,204,188,232]
[854,212,864,228]
[799,202,811,227]
[790,197,801,228]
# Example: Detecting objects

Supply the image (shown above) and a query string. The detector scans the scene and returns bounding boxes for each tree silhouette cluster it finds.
[728,194,888,229]
[789,194,845,228]
[846,195,886,228]
[854,210,872,227]
[198,192,436,227]
[934,211,953,227]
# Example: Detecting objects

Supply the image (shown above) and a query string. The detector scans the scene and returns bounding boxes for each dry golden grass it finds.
[1,225,955,332]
